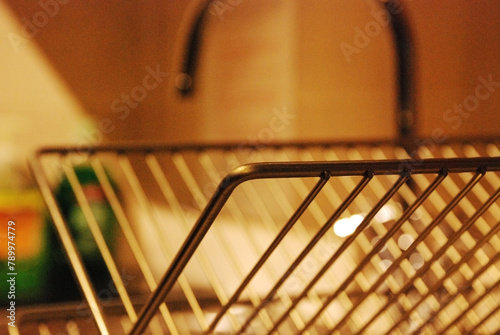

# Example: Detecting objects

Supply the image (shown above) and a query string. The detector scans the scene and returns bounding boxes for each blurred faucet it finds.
[175,0,416,151]
[381,0,417,153]
[174,1,212,96]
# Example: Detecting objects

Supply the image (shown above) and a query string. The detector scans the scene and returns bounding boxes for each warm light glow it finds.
[0,2,89,158]
[333,214,364,237]
[409,252,424,270]
[371,236,388,252]
[410,207,424,221]
[379,259,392,272]
[374,204,397,223]
[398,234,414,251]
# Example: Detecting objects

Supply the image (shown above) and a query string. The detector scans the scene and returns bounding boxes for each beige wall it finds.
[197,0,298,142]
[2,0,185,143]
[409,0,500,139]
[2,0,499,148]
[294,0,397,141]
[195,0,500,142]
[0,2,89,172]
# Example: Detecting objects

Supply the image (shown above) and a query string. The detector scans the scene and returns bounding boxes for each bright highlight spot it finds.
[379,259,393,272]
[374,204,397,223]
[398,234,414,251]
[410,252,424,269]
[333,214,364,237]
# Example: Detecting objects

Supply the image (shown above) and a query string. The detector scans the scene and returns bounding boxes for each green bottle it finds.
[47,165,118,303]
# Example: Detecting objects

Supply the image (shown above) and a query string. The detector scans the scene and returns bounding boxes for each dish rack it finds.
[22,139,500,334]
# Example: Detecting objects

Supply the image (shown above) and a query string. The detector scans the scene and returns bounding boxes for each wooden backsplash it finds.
[3,0,499,145]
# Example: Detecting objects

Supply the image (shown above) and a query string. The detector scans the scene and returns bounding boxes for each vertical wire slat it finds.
[30,154,111,335]
[201,153,314,334]
[407,164,478,295]
[250,150,337,331]
[412,242,500,335]
[258,149,339,330]
[289,149,349,329]
[300,170,448,333]
[147,156,232,303]
[7,325,20,335]
[61,161,138,322]
[90,155,179,335]
[194,152,276,332]
[322,147,394,319]
[266,170,411,335]
[207,156,306,333]
[465,290,500,335]
[7,324,20,335]
[29,143,500,335]
[290,171,411,334]
[146,153,233,332]
[288,149,348,307]
[263,178,333,332]
[147,315,165,335]
[147,153,241,332]
[236,171,374,335]
[65,320,80,335]
[352,169,486,334]
[38,324,51,335]
[321,148,385,326]
[118,154,208,332]
[386,187,500,334]
[206,170,330,333]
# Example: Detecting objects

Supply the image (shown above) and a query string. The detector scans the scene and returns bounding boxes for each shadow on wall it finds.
[2,0,190,144]
[2,0,500,145]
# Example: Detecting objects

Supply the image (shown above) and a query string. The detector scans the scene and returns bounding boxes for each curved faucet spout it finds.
[176,0,416,151]
[175,1,212,96]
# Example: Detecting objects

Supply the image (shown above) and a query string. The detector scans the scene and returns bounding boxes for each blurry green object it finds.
[0,144,49,305]
[48,165,118,302]
[0,189,49,304]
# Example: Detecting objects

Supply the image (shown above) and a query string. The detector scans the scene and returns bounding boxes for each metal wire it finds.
[27,140,500,334]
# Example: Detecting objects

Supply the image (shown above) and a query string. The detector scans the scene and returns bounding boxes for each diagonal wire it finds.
[351,168,486,334]
[234,170,374,334]
[301,169,448,332]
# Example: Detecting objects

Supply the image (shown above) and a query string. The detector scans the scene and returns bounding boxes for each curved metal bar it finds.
[382,0,417,152]
[129,156,500,334]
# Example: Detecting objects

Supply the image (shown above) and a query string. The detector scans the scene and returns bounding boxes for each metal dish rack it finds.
[24,139,500,334]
